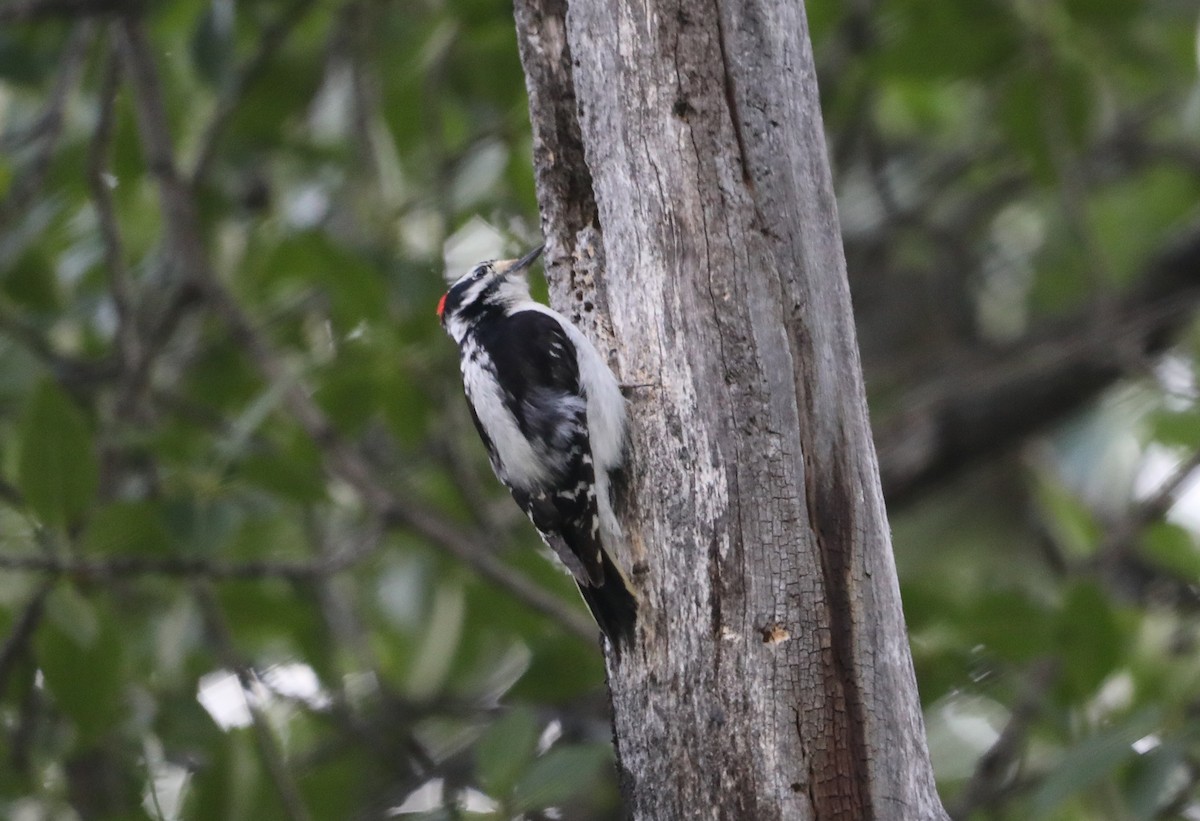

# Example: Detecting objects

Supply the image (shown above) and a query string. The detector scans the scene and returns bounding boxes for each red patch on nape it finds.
[436,292,447,319]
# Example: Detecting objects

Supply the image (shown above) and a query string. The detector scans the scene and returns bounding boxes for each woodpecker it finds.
[437,245,637,647]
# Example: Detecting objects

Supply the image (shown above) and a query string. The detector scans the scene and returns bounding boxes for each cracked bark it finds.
[516,0,946,818]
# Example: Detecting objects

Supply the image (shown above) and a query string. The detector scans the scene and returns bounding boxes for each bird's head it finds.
[437,245,544,340]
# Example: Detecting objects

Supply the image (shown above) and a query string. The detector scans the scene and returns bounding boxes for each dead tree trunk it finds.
[515,0,948,818]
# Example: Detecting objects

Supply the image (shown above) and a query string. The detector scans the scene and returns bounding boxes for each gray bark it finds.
[516,0,948,818]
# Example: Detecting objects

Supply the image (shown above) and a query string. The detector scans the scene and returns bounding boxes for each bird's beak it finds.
[499,244,544,276]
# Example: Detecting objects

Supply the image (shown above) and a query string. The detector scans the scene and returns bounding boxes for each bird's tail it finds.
[577,548,638,652]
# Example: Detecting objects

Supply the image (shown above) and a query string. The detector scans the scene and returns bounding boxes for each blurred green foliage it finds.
[0,0,1197,819]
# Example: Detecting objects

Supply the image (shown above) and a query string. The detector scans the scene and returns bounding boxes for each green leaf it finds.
[185,728,271,821]
[35,588,126,743]
[215,579,328,666]
[380,373,434,446]
[1088,169,1200,283]
[0,27,59,85]
[406,581,466,700]
[967,591,1053,663]
[1149,407,1200,449]
[873,3,1018,80]
[1029,708,1160,819]
[154,674,225,751]
[1057,582,1123,698]
[190,1,235,87]
[234,433,325,503]
[163,495,243,557]
[83,501,170,557]
[315,349,385,434]
[508,631,604,704]
[511,744,610,812]
[1062,0,1139,25]
[17,381,98,527]
[1140,522,1200,580]
[476,704,540,795]
[1000,62,1094,185]
[298,750,372,821]
[226,52,323,147]
[3,247,59,312]
[1123,741,1189,819]
[257,232,388,326]
[42,582,98,647]
[1034,476,1102,559]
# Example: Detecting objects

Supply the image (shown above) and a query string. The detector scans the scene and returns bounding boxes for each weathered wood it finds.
[516,0,948,817]
[513,0,614,354]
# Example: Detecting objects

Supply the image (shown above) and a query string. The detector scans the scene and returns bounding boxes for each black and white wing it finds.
[467,310,604,585]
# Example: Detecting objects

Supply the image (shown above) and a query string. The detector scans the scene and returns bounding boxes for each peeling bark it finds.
[516,0,947,817]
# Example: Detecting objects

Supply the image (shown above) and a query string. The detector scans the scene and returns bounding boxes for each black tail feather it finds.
[576,549,638,651]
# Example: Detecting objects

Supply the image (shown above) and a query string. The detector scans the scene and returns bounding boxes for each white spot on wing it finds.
[514,302,629,545]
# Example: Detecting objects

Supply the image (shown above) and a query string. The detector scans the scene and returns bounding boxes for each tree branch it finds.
[0,581,53,701]
[115,17,208,289]
[1090,445,1200,611]
[0,22,92,226]
[877,227,1200,506]
[0,0,125,25]
[189,0,320,186]
[1133,446,1200,526]
[0,299,116,389]
[87,40,142,399]
[0,548,369,582]
[195,583,313,821]
[0,477,23,508]
[948,658,1059,820]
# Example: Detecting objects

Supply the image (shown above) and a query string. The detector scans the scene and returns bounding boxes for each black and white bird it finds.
[437,245,637,647]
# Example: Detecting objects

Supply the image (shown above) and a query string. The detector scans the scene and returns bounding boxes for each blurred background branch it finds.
[878,228,1200,505]
[0,0,125,24]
